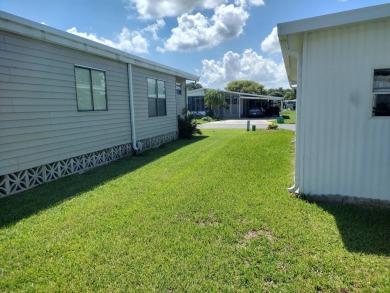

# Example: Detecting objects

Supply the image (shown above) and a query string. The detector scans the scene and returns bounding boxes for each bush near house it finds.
[178,108,202,139]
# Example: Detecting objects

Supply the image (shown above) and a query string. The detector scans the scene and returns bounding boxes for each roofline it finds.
[278,3,390,37]
[188,88,283,100]
[278,4,390,88]
[0,11,199,81]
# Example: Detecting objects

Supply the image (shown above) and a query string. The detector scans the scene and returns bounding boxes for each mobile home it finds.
[0,11,198,197]
[278,4,390,205]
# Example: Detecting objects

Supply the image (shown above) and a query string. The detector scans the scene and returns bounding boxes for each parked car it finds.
[248,107,265,117]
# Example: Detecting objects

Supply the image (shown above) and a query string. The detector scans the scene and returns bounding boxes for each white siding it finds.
[0,31,131,175]
[132,66,178,140]
[298,19,390,201]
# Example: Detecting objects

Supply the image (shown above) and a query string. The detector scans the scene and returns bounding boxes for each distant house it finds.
[278,4,390,205]
[187,88,283,119]
[0,11,198,197]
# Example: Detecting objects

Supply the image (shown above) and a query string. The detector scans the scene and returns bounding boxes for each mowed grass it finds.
[280,109,296,124]
[1,129,389,291]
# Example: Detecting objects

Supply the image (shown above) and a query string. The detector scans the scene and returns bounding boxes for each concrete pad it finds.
[198,119,295,131]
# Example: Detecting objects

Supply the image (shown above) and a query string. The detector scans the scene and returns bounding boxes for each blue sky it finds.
[1,0,388,89]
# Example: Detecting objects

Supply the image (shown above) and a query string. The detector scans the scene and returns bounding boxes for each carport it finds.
[187,88,284,119]
[237,95,284,118]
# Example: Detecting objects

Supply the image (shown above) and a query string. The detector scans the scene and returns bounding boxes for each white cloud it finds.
[127,0,226,19]
[159,4,249,52]
[142,19,166,40]
[127,0,264,19]
[200,49,288,89]
[249,0,265,5]
[235,0,264,6]
[260,26,281,54]
[66,27,149,54]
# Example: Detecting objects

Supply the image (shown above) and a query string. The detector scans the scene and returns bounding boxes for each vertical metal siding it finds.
[299,20,390,201]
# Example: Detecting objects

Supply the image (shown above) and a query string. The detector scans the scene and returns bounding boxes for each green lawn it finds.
[1,129,389,291]
[280,109,296,124]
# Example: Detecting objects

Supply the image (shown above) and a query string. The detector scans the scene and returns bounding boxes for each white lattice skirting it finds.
[0,131,177,198]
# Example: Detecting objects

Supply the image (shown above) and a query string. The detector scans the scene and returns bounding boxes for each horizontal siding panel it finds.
[9,67,74,81]
[0,73,74,88]
[0,81,73,93]
[0,128,130,160]
[0,29,133,175]
[2,121,130,144]
[4,34,128,76]
[0,113,129,129]
[1,35,128,80]
[1,126,130,154]
[0,58,73,76]
[1,105,76,113]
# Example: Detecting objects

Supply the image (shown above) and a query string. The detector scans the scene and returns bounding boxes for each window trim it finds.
[74,65,108,112]
[372,68,390,117]
[147,77,167,118]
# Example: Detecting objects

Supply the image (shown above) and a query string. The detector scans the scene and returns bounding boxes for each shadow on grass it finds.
[317,202,390,256]
[0,136,208,228]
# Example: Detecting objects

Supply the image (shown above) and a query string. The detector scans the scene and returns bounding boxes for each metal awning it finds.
[239,95,283,101]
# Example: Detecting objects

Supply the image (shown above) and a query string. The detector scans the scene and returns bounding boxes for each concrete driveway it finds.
[198,119,295,131]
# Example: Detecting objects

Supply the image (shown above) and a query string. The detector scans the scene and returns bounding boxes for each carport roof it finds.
[187,88,283,100]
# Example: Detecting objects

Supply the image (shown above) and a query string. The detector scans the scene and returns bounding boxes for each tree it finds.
[186,82,202,91]
[267,87,295,100]
[284,89,295,100]
[204,89,227,118]
[225,80,266,95]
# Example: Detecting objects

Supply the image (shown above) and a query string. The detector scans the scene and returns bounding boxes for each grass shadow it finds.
[316,202,390,256]
[0,136,208,228]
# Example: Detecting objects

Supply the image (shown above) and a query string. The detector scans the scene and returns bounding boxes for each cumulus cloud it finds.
[235,0,264,6]
[159,4,249,52]
[260,26,281,54]
[142,19,166,40]
[67,26,149,54]
[127,0,226,19]
[200,49,288,89]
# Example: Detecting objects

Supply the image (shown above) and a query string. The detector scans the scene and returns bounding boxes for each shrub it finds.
[205,110,214,118]
[201,116,213,122]
[267,123,278,130]
[178,109,202,139]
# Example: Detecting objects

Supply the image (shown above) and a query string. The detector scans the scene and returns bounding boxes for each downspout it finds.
[128,63,141,151]
[283,41,302,194]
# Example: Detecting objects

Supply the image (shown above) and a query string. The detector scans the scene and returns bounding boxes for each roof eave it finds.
[0,11,199,81]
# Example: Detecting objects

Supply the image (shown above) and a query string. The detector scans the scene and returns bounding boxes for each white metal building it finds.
[0,11,198,197]
[278,4,390,204]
